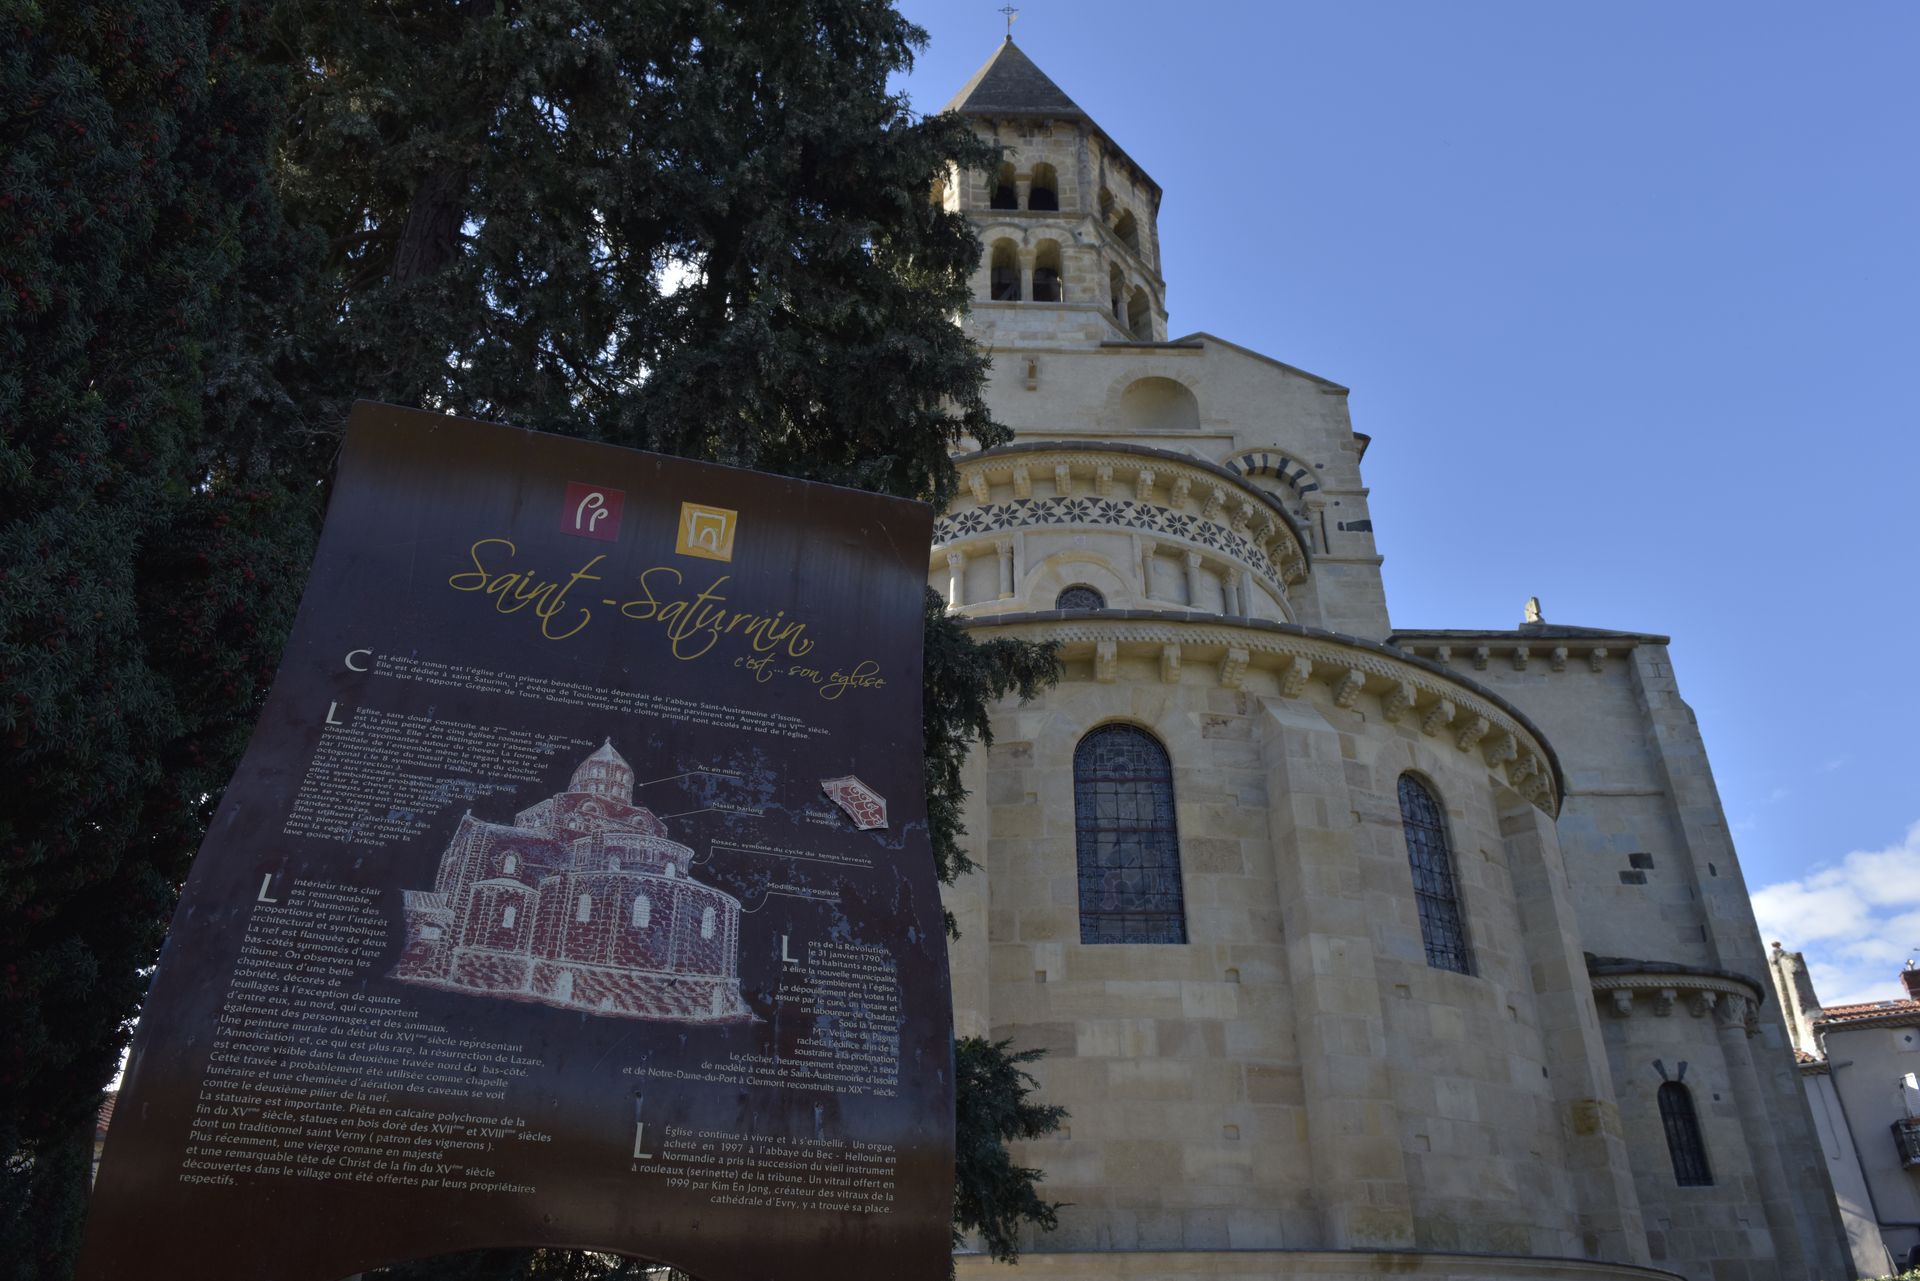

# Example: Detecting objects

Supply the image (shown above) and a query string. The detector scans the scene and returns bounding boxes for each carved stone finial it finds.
[1524,596,1544,624]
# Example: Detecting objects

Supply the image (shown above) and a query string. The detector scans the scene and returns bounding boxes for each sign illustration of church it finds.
[393,740,752,1023]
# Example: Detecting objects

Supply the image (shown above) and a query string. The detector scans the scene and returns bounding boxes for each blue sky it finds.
[895,1,1920,1006]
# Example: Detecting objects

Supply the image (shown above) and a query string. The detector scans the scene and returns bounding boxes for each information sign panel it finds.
[79,403,953,1280]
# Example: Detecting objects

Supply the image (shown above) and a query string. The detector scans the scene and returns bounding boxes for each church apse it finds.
[393,740,752,1024]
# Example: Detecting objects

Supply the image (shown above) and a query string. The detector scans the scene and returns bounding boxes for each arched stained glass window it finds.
[1659,1082,1713,1186]
[1055,584,1105,611]
[1397,774,1471,974]
[1075,725,1185,944]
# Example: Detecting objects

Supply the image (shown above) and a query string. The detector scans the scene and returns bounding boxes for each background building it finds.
[1771,946,1920,1277]
[935,39,1854,1281]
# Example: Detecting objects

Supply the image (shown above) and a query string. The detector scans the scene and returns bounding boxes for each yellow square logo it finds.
[676,502,738,562]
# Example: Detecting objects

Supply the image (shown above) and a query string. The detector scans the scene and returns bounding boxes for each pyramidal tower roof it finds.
[944,38,1089,120]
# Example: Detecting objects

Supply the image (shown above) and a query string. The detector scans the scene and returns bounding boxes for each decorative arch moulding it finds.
[961,612,1565,818]
[940,442,1311,586]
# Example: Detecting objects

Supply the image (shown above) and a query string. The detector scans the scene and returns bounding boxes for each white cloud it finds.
[1751,820,1920,1008]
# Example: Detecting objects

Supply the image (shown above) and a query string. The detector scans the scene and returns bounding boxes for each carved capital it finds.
[1012,465,1032,499]
[1219,647,1249,690]
[1331,668,1365,709]
[1160,644,1181,684]
[968,472,990,505]
[992,536,1013,556]
[1550,646,1568,672]
[1281,656,1313,698]
[946,550,966,572]
[1421,699,1456,736]
[1382,681,1415,723]
[1454,715,1490,753]
[1094,638,1117,684]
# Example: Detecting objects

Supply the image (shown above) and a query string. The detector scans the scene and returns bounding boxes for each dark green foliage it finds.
[953,1038,1067,1262]
[4,0,1064,1274]
[0,1,315,1274]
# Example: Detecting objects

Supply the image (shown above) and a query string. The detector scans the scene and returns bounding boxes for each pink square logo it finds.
[561,482,624,542]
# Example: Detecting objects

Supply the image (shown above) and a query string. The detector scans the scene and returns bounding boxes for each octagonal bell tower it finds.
[941,38,1167,347]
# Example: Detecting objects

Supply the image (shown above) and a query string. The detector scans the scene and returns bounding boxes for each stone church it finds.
[931,39,1853,1281]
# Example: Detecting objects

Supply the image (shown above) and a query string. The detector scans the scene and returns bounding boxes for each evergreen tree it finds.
[272,0,1067,1265]
[1,1,1063,1274]
[0,1,315,1276]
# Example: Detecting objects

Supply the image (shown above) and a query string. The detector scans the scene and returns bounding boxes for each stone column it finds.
[1716,994,1809,1281]
[946,551,966,609]
[1221,571,1240,618]
[993,538,1014,600]
[1138,538,1156,600]
[1018,250,1034,306]
[1182,550,1203,609]
[1239,569,1257,620]
[1263,710,1415,1249]
[1501,801,1650,1264]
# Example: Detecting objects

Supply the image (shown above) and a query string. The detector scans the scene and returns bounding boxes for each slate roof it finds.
[944,39,1089,120]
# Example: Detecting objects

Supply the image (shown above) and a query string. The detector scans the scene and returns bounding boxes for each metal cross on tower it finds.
[999,4,1018,38]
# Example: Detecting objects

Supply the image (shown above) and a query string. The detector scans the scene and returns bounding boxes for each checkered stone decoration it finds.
[821,775,888,830]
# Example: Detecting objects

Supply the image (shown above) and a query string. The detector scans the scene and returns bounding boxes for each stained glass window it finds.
[1055,585,1106,611]
[1397,774,1471,974]
[1659,1082,1713,1186]
[1075,725,1186,944]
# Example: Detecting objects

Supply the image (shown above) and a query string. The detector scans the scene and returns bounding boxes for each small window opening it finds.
[701,906,717,940]
[1114,210,1140,253]
[1659,1082,1713,1186]
[501,904,517,929]
[575,894,593,924]
[1032,240,1063,302]
[1055,585,1106,611]
[1127,289,1150,340]
[990,163,1018,210]
[1397,774,1472,974]
[632,894,651,929]
[990,240,1020,302]
[1028,163,1059,211]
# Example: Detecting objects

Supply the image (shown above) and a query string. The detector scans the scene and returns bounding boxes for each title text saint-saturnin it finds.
[448,537,816,660]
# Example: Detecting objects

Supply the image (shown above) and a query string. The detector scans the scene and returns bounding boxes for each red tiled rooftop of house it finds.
[1815,998,1920,1027]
